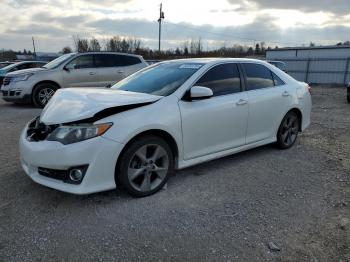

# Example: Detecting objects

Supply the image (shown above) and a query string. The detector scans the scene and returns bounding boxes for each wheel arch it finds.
[289,108,303,131]
[33,80,61,91]
[115,129,180,181]
[32,80,61,105]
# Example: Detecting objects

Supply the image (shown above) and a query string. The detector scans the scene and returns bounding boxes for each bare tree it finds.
[62,46,72,54]
[73,35,89,53]
[89,38,101,51]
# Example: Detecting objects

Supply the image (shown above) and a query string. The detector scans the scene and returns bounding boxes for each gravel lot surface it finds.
[0,86,349,261]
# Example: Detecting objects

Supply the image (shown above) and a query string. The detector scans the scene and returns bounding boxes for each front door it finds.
[179,63,249,160]
[62,54,100,87]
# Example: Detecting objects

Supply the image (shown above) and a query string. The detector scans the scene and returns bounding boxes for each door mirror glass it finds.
[190,86,213,99]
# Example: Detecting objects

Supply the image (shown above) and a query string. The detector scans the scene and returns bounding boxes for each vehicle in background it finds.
[0,61,15,69]
[0,61,46,86]
[1,52,148,107]
[347,83,350,103]
[19,58,312,196]
[268,61,286,72]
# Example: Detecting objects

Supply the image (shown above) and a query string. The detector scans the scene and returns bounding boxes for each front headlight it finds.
[12,73,34,82]
[47,123,113,145]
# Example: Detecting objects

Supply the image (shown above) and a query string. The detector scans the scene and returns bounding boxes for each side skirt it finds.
[177,137,276,170]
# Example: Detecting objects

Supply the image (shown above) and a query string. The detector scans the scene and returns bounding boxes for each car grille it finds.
[3,76,12,86]
[2,91,21,97]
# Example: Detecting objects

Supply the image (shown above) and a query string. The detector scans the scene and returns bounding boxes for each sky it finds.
[1,0,350,52]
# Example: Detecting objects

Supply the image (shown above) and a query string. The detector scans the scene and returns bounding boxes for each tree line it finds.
[61,35,272,59]
[2,36,350,62]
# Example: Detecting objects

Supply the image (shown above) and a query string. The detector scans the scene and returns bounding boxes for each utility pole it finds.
[32,36,36,59]
[158,3,165,53]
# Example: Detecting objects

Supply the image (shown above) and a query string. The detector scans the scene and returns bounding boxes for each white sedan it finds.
[20,58,312,197]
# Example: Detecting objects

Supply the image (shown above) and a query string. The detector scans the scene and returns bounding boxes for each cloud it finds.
[228,0,350,15]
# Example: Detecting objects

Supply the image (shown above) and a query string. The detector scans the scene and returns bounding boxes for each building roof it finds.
[267,45,350,52]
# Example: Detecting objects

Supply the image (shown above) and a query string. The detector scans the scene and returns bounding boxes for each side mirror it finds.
[63,66,70,72]
[190,86,213,100]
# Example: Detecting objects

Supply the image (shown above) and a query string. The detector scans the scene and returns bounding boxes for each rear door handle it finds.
[89,72,96,75]
[117,70,124,74]
[282,91,290,97]
[236,99,248,106]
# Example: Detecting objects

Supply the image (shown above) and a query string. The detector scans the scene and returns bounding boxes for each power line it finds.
[164,21,301,47]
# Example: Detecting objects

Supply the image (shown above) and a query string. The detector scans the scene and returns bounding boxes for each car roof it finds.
[160,57,271,66]
[75,52,143,58]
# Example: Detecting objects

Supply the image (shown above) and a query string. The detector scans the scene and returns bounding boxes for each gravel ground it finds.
[0,86,349,262]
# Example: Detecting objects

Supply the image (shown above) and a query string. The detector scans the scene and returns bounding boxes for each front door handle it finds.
[89,72,96,75]
[282,91,290,97]
[236,99,248,106]
[117,70,124,74]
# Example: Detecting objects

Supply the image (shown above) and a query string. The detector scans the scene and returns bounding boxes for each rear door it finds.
[62,54,100,87]
[94,54,125,87]
[241,63,293,144]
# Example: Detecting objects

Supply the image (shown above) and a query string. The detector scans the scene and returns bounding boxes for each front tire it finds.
[277,111,300,149]
[117,135,174,197]
[32,83,58,108]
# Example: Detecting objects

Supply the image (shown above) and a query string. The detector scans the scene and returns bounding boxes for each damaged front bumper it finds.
[20,123,125,194]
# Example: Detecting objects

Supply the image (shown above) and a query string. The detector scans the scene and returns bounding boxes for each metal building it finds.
[266,45,350,85]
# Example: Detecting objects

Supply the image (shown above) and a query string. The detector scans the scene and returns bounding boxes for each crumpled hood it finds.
[7,67,47,76]
[40,88,162,125]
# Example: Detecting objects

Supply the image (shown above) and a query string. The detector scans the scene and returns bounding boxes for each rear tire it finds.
[32,83,58,108]
[117,135,174,197]
[277,111,300,149]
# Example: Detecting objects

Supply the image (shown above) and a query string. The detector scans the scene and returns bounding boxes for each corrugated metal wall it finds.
[266,47,350,84]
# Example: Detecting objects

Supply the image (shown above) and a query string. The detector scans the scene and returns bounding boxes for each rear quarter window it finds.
[121,56,141,66]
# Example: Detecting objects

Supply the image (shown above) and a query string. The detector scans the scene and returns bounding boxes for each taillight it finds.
[306,85,312,95]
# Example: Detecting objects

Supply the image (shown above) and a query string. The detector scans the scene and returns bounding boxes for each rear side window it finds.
[195,63,241,96]
[243,63,274,90]
[95,54,122,67]
[121,55,141,66]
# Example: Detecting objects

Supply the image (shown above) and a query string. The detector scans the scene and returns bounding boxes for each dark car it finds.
[268,61,287,72]
[0,62,15,68]
[0,61,47,86]
[347,83,350,103]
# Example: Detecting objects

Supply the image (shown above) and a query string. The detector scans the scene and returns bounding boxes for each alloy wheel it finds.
[38,87,55,106]
[281,114,299,146]
[127,144,169,192]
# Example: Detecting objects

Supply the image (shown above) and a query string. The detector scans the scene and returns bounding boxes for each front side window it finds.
[243,63,275,90]
[112,62,203,96]
[66,55,94,69]
[195,63,241,96]
[17,63,32,70]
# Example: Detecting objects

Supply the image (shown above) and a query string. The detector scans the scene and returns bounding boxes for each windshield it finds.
[43,53,76,69]
[112,62,204,96]
[1,63,18,71]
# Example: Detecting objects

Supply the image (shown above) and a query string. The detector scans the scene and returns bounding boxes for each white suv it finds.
[1,52,148,107]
